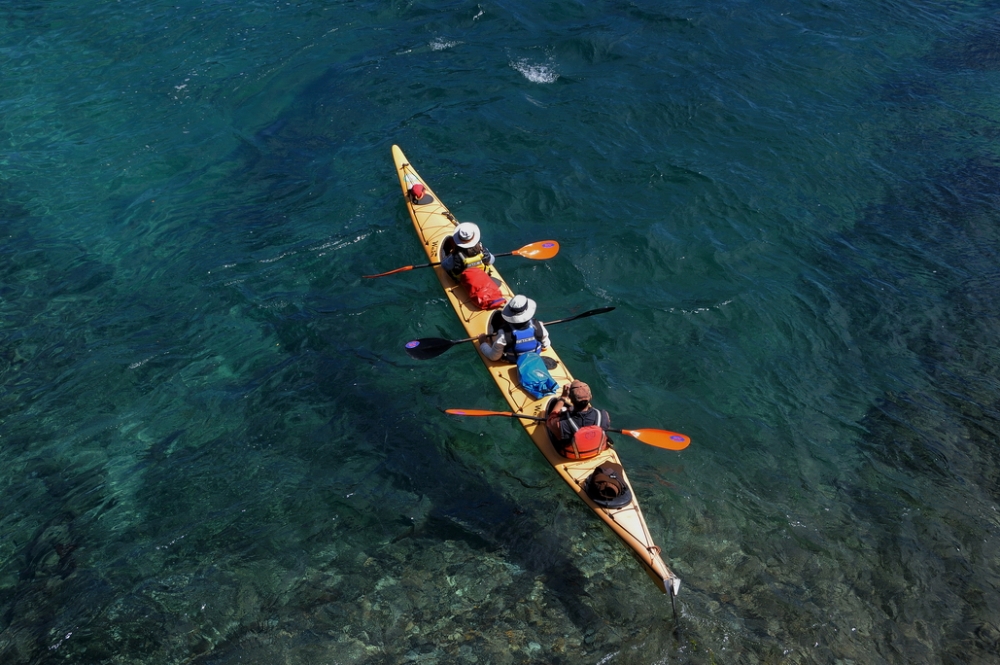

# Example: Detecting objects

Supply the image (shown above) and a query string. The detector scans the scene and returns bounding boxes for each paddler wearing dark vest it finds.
[546,380,613,459]
[440,222,495,279]
[477,295,550,362]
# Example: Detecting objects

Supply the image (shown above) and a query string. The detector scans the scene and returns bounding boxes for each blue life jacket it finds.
[506,324,542,360]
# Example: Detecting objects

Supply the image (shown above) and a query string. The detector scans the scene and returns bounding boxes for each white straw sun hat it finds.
[502,295,536,324]
[453,222,481,249]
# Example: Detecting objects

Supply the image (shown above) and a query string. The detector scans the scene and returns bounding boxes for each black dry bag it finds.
[585,462,632,508]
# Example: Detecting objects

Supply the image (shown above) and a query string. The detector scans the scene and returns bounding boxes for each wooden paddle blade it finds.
[403,337,457,360]
[621,429,691,451]
[443,408,516,417]
[364,265,416,279]
[512,240,560,260]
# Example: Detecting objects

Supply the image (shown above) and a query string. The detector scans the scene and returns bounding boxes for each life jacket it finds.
[502,323,543,361]
[457,248,486,272]
[557,409,609,460]
[445,242,487,279]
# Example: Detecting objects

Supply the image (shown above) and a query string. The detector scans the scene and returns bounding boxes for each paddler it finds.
[441,222,496,279]
[546,380,612,459]
[477,295,550,362]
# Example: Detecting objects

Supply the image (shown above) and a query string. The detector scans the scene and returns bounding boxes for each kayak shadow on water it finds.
[356,399,609,633]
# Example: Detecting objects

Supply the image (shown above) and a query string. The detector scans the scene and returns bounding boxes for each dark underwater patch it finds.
[929,16,1000,71]
[807,152,1000,663]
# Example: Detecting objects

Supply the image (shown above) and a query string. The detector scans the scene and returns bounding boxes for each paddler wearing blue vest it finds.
[441,222,496,279]
[477,295,550,362]
[478,295,559,398]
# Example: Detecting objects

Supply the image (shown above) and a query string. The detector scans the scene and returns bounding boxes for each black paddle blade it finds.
[404,337,457,360]
[574,305,615,319]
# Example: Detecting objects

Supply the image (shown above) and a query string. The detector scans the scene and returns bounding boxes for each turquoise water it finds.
[3,0,1000,662]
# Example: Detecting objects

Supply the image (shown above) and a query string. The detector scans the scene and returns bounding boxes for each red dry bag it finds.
[459,269,506,310]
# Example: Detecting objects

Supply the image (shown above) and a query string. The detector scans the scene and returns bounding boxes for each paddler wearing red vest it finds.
[546,380,612,459]
[441,222,496,279]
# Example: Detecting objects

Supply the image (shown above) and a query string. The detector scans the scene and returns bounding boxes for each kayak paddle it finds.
[404,306,615,360]
[364,240,559,279]
[443,408,691,451]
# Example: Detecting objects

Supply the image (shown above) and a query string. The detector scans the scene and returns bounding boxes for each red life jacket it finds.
[558,410,609,459]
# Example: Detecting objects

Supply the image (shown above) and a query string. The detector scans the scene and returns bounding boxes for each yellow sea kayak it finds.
[391,145,680,597]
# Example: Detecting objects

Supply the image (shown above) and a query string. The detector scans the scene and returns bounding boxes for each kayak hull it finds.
[391,145,679,596]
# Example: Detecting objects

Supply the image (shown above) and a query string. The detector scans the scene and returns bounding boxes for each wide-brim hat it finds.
[453,222,481,249]
[502,295,536,324]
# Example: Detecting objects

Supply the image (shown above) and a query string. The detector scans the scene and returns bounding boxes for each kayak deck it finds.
[391,145,680,597]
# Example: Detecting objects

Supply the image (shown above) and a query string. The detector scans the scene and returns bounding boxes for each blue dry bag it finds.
[516,352,559,399]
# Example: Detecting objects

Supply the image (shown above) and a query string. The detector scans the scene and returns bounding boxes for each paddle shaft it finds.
[364,240,557,279]
[404,306,614,359]
[398,250,518,272]
[505,412,637,436]
[442,408,691,450]
[448,306,615,345]
[445,409,643,432]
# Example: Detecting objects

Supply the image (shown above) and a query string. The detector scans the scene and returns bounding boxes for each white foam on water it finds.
[128,352,167,370]
[510,58,558,83]
[314,232,369,256]
[430,37,459,51]
[259,250,295,264]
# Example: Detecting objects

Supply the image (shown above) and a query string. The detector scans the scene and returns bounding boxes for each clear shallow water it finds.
[2,0,1000,663]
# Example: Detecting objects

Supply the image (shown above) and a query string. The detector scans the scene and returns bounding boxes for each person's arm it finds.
[546,409,564,439]
[536,321,551,350]
[547,385,571,439]
[478,329,507,361]
[482,246,496,267]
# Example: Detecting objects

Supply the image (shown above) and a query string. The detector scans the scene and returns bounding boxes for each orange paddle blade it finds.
[619,429,691,451]
[512,240,559,260]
